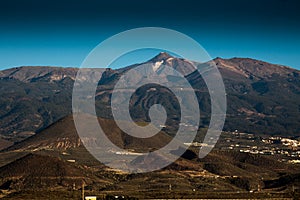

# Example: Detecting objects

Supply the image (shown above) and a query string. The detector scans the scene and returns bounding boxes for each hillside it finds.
[0,153,99,190]
[5,115,173,153]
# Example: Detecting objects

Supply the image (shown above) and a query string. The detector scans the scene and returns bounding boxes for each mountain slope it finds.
[213,57,300,135]
[5,115,173,152]
[1,53,300,142]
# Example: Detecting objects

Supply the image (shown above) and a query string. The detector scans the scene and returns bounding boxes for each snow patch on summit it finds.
[153,60,164,72]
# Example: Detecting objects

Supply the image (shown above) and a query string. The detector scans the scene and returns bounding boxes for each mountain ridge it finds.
[1,55,298,82]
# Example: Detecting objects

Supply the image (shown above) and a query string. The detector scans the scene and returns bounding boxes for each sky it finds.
[0,0,299,70]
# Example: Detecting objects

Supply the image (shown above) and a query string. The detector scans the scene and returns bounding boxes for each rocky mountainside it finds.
[0,67,76,142]
[0,66,77,82]
[0,53,300,143]
[214,57,300,135]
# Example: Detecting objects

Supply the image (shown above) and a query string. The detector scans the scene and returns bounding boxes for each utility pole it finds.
[72,182,76,198]
[258,177,263,192]
[258,182,261,192]
[82,181,85,200]
[292,184,295,192]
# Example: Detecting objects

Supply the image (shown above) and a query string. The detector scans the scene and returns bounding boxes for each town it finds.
[188,131,300,164]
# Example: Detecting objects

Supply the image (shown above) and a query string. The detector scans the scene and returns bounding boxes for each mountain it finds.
[146,52,196,75]
[214,57,300,135]
[0,67,76,142]
[0,66,77,82]
[1,54,300,198]
[1,53,300,143]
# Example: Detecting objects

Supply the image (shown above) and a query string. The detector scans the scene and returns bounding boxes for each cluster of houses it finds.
[218,131,300,163]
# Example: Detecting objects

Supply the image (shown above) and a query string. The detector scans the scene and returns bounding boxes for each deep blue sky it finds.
[0,0,299,69]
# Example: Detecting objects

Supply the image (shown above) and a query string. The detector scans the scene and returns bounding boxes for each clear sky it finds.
[0,0,299,70]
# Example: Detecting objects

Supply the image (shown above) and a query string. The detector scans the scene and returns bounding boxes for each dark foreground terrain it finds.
[0,116,299,199]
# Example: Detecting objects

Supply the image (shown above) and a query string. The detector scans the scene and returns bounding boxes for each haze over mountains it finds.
[0,52,300,144]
